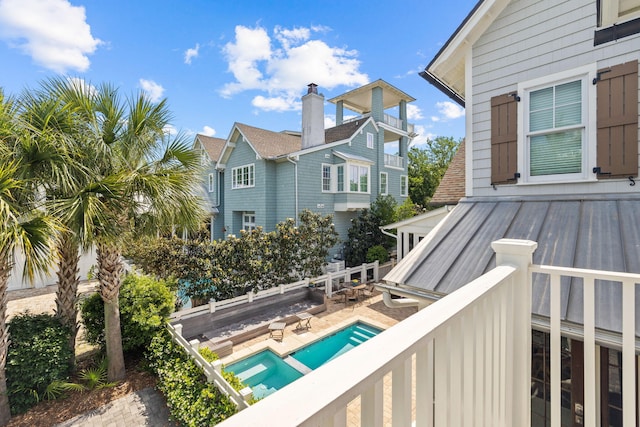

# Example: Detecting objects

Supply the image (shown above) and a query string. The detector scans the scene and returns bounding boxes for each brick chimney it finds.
[301,83,325,150]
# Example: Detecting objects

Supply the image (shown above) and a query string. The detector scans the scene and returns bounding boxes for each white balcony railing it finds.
[216,239,536,426]
[214,239,639,426]
[384,153,404,169]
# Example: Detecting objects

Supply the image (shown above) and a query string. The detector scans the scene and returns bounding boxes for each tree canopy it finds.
[408,136,461,207]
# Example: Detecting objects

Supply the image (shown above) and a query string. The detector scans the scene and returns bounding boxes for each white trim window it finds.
[380,172,388,195]
[400,175,408,196]
[232,163,255,189]
[518,65,596,183]
[243,211,256,232]
[322,164,332,192]
[349,164,369,193]
[367,132,375,149]
[208,173,215,192]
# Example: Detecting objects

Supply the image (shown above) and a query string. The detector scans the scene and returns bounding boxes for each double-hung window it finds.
[400,175,408,196]
[367,132,374,149]
[518,65,596,183]
[599,0,640,27]
[380,172,388,195]
[322,164,331,192]
[232,163,255,189]
[349,165,369,193]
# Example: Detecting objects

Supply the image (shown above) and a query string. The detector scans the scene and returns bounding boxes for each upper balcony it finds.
[344,113,415,140]
[216,239,639,427]
[384,153,404,169]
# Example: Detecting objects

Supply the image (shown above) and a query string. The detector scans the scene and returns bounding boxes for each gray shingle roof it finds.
[235,123,301,158]
[196,134,226,161]
[384,194,640,337]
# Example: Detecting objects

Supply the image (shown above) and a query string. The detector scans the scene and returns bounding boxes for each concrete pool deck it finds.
[218,290,420,425]
[219,290,418,366]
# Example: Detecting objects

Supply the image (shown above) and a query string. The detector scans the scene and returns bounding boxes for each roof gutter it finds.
[419,70,465,108]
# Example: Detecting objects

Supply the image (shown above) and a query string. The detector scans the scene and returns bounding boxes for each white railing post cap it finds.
[491,239,537,255]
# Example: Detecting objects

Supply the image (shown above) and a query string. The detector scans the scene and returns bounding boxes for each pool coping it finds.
[219,315,388,366]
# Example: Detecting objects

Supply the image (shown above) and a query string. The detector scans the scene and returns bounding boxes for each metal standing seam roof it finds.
[384,194,640,336]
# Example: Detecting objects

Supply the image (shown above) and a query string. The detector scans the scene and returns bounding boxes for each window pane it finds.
[337,166,344,192]
[350,165,359,191]
[322,165,331,191]
[530,130,582,176]
[555,80,582,127]
[530,87,554,132]
[360,166,368,192]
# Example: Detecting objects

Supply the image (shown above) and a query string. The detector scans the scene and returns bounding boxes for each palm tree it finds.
[14,83,88,366]
[49,78,205,381]
[0,89,62,425]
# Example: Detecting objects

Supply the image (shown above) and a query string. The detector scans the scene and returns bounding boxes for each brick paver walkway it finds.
[8,283,176,427]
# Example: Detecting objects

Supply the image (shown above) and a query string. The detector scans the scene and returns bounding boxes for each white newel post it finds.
[174,323,183,337]
[491,238,537,427]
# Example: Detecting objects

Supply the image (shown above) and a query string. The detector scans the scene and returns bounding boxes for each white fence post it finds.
[240,387,253,403]
[212,360,223,373]
[279,284,285,294]
[360,264,366,282]
[189,339,200,351]
[209,301,216,313]
[327,272,333,298]
[374,260,379,282]
[491,239,537,426]
[174,323,183,337]
[247,291,253,303]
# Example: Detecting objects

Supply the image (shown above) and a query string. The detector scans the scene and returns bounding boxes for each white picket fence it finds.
[167,322,253,410]
[170,261,380,321]
[166,260,381,411]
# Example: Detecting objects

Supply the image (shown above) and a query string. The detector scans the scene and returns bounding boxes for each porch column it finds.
[491,239,537,426]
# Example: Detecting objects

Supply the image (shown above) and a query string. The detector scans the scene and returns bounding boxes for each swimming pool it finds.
[225,322,381,399]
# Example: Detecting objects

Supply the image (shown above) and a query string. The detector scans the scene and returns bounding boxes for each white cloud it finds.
[201,126,216,136]
[139,79,164,102]
[436,101,465,120]
[0,0,101,73]
[220,26,272,97]
[163,124,178,135]
[407,104,423,121]
[431,116,440,122]
[324,115,336,129]
[220,25,368,111]
[251,95,299,112]
[409,125,436,148]
[274,26,310,50]
[184,43,199,64]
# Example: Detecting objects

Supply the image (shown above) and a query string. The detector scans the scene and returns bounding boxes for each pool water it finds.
[225,350,303,399]
[225,322,381,399]
[290,322,380,369]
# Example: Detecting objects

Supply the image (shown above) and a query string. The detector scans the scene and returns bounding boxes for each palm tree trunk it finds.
[0,258,12,426]
[55,234,80,367]
[96,243,126,382]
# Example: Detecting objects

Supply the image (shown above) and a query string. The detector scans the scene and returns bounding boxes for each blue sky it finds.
[0,0,476,148]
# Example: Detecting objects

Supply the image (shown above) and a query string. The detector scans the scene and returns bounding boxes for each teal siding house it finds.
[194,80,416,257]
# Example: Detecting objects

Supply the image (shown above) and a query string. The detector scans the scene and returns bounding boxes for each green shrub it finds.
[198,347,219,362]
[81,273,175,352]
[366,245,389,263]
[6,313,73,414]
[147,330,236,425]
